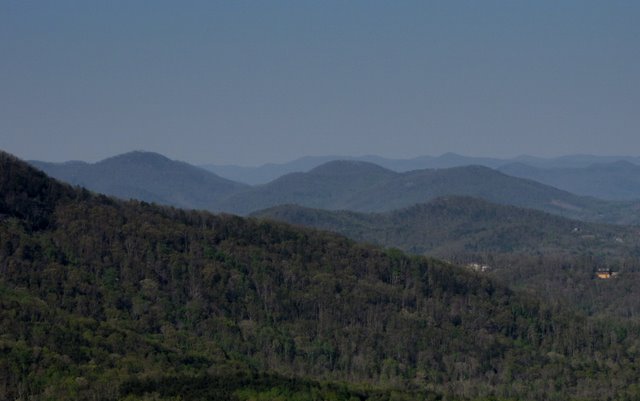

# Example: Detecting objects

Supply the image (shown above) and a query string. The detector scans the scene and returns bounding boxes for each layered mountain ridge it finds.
[203,153,640,185]
[3,150,640,400]
[32,151,640,225]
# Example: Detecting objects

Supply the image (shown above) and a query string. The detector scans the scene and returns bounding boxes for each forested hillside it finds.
[252,197,640,259]
[253,198,640,318]
[4,151,640,400]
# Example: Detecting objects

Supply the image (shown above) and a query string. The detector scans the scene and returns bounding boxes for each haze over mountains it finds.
[5,0,640,399]
[499,161,640,201]
[217,161,602,217]
[203,153,640,185]
[5,150,640,400]
[32,151,640,225]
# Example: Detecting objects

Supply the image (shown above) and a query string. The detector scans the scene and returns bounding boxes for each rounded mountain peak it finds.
[99,151,172,166]
[309,160,395,176]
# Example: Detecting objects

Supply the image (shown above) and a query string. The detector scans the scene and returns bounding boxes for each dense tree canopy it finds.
[253,200,640,318]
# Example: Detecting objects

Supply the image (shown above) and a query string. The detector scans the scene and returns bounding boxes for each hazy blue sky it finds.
[1,1,639,165]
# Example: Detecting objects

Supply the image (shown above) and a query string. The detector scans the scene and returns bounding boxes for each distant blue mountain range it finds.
[201,153,640,185]
[29,151,640,225]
